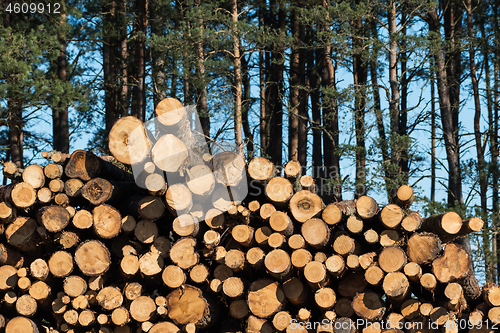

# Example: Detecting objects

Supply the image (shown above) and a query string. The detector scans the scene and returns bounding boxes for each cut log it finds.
[382,272,410,302]
[404,262,422,283]
[380,204,404,229]
[203,230,221,248]
[0,265,18,290]
[135,219,159,243]
[288,234,306,249]
[316,252,328,263]
[483,283,500,307]
[5,316,39,333]
[247,278,285,318]
[300,175,316,193]
[352,291,385,321]
[289,190,324,222]
[149,322,181,333]
[420,273,437,292]
[429,307,448,326]
[346,215,364,234]
[30,281,51,302]
[363,229,379,245]
[422,212,463,238]
[283,277,307,305]
[225,249,246,272]
[359,252,376,270]
[170,238,199,270]
[265,249,292,280]
[407,232,442,264]
[54,193,69,206]
[230,299,249,319]
[64,275,87,297]
[247,315,273,333]
[325,254,346,278]
[44,163,64,179]
[401,211,423,232]
[248,157,274,182]
[173,214,199,237]
[333,234,356,256]
[223,276,245,298]
[379,229,400,247]
[166,285,215,327]
[165,183,193,215]
[333,317,356,333]
[190,263,209,283]
[304,261,329,289]
[338,271,367,298]
[356,196,379,219]
[0,243,23,268]
[72,209,93,229]
[108,116,152,165]
[401,299,420,320]
[440,216,484,243]
[36,205,70,233]
[322,203,343,226]
[3,160,22,179]
[97,286,123,310]
[255,226,272,247]
[212,151,246,187]
[260,203,276,221]
[186,164,215,197]
[346,254,360,270]
[5,217,37,250]
[0,201,16,223]
[205,208,225,229]
[74,240,111,276]
[335,298,354,318]
[365,266,385,286]
[48,251,73,278]
[291,249,313,270]
[0,182,37,208]
[246,247,266,268]
[315,287,336,310]
[121,254,139,277]
[393,185,415,208]
[273,311,293,331]
[379,246,407,273]
[64,178,83,197]
[22,164,45,189]
[284,160,301,181]
[93,204,122,239]
[269,211,294,236]
[139,251,164,277]
[232,224,254,246]
[162,265,186,288]
[301,218,330,248]
[49,179,64,193]
[268,232,286,249]
[15,294,37,316]
[265,177,294,206]
[65,150,133,181]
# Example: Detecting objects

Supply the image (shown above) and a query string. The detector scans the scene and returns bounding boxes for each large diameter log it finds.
[432,243,481,301]
[248,157,274,182]
[356,196,379,219]
[247,278,286,318]
[352,291,385,321]
[74,240,111,276]
[187,164,215,197]
[97,286,123,310]
[265,249,292,280]
[93,204,122,239]
[36,205,70,233]
[165,183,193,215]
[407,232,442,264]
[22,164,45,189]
[380,204,404,229]
[379,246,407,273]
[421,212,463,238]
[5,316,39,333]
[108,116,152,165]
[65,150,133,181]
[0,182,36,208]
[151,135,190,172]
[383,272,410,303]
[289,190,325,222]
[265,177,294,206]
[167,285,216,328]
[483,283,500,307]
[283,277,307,305]
[212,151,246,187]
[149,322,181,333]
[301,218,330,248]
[170,237,199,269]
[0,265,18,290]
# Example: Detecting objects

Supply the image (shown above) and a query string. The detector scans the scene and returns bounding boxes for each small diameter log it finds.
[15,294,37,316]
[64,178,84,197]
[359,252,376,270]
[255,226,272,247]
[230,299,249,319]
[93,204,122,239]
[404,262,422,283]
[54,193,69,206]
[74,240,111,276]
[162,265,186,288]
[22,164,45,189]
[165,183,193,215]
[356,196,379,219]
[346,215,364,234]
[44,163,64,179]
[5,316,39,333]
[212,151,246,187]
[190,263,209,283]
[322,203,343,227]
[420,303,433,317]
[393,184,415,208]
[300,175,316,192]
[270,211,294,236]
[225,249,246,272]
[346,254,360,270]
[444,283,466,312]
[248,157,275,182]
[363,229,379,245]
[135,220,159,244]
[316,252,328,263]
[483,283,500,307]
[0,182,37,208]
[139,251,164,277]
[49,179,64,193]
[302,218,330,248]
[79,309,96,326]
[232,224,254,246]
[18,276,30,292]
[72,209,93,229]
[338,271,367,298]
[265,249,292,280]
[291,249,313,270]
[420,273,437,292]
[406,232,442,264]
[30,259,49,281]
[64,275,87,297]
[315,287,337,310]
[29,281,50,302]
[432,243,481,301]
[124,282,142,301]
[265,177,294,206]
[380,204,404,229]
[325,254,346,278]
[170,237,199,270]
[304,261,329,289]
[335,298,354,318]
[48,251,73,278]
[383,272,410,303]
[0,201,16,223]
[282,277,307,306]
[36,205,70,233]
[203,230,221,248]
[289,190,324,222]
[288,234,306,250]
[333,234,356,256]
[166,285,215,327]
[248,278,286,318]
[3,161,22,179]
[352,291,385,321]
[246,247,266,269]
[268,232,286,249]
[260,203,276,221]
[365,266,385,286]
[379,246,407,273]
[422,212,463,239]
[205,208,224,229]
[284,160,301,181]
[333,317,356,333]
[273,311,293,331]
[401,299,421,320]
[97,286,124,310]
[108,115,151,165]
[144,173,167,196]
[380,230,400,247]
[401,211,423,232]
[121,254,139,278]
[223,276,245,298]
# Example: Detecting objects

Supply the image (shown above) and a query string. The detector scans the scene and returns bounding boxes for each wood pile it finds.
[0,97,498,333]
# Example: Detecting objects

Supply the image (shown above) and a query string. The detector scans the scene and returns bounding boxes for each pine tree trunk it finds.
[232,0,243,151]
[289,3,300,162]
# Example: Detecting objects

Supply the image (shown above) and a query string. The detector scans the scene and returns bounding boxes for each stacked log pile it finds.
[0,97,498,333]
